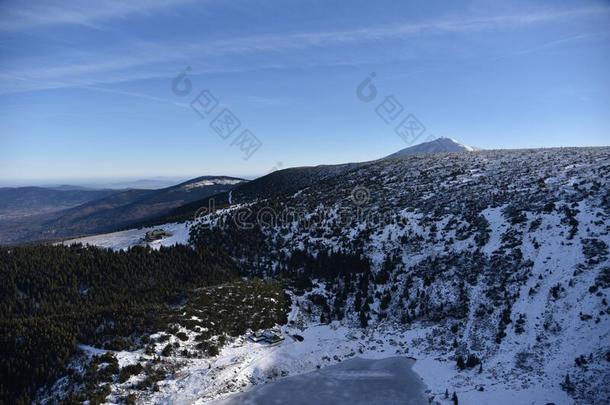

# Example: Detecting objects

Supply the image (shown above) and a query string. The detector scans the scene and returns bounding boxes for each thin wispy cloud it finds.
[0,0,198,31]
[2,0,608,180]
[382,30,610,82]
[490,30,610,61]
[1,5,608,93]
[82,85,191,109]
[283,5,610,42]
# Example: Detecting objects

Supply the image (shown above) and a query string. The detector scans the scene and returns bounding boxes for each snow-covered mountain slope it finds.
[386,137,474,158]
[59,147,609,404]
[188,147,610,404]
[153,163,365,225]
[144,139,471,227]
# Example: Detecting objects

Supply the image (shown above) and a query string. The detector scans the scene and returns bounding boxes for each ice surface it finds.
[209,357,427,405]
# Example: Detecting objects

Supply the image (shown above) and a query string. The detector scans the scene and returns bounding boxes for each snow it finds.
[183,179,243,191]
[86,271,597,404]
[388,137,474,158]
[57,204,608,403]
[446,137,475,152]
[61,221,191,251]
[47,148,610,404]
[144,321,434,404]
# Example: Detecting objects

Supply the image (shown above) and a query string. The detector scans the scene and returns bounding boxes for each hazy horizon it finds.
[2,138,610,188]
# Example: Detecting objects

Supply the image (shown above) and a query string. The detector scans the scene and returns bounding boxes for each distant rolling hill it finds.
[0,186,118,220]
[0,176,245,244]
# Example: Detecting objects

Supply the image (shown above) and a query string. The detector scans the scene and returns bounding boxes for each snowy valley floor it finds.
[76,293,576,405]
[167,325,572,405]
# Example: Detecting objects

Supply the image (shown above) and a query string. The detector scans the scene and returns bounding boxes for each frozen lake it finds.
[209,356,428,405]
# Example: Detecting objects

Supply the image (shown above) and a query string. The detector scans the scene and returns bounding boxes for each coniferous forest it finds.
[0,243,240,403]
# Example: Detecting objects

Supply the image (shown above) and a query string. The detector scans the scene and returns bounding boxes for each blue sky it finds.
[0,0,609,184]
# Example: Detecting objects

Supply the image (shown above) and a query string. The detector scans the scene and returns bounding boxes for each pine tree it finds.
[359,309,368,328]
[452,391,458,405]
[456,355,465,370]
[562,373,575,393]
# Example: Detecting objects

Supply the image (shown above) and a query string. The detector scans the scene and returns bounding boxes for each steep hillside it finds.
[189,147,610,404]
[54,147,610,404]
[151,138,473,226]
[154,163,364,225]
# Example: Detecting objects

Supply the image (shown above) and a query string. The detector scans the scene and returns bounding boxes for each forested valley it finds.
[0,243,287,404]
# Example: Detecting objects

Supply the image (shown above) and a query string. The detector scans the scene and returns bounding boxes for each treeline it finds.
[190,219,376,321]
[281,249,374,324]
[284,249,370,280]
[189,221,270,275]
[0,243,238,404]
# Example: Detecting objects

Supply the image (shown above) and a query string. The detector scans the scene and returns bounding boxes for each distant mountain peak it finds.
[386,137,475,158]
